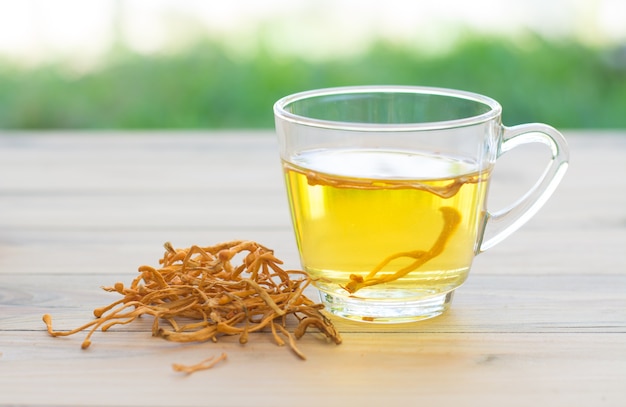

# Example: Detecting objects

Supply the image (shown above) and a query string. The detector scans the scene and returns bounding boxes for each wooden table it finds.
[1,131,625,406]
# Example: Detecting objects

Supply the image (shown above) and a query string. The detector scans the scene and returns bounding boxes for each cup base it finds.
[320,290,454,324]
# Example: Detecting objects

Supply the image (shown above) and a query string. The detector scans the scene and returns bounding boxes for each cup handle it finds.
[478,123,570,253]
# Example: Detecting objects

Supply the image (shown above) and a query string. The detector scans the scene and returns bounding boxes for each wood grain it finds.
[1,131,625,407]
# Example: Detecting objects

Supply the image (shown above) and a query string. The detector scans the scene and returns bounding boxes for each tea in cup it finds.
[274,86,568,323]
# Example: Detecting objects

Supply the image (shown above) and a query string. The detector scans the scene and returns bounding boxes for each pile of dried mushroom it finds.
[43,240,342,374]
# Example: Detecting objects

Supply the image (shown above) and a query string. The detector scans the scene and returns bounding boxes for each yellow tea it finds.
[283,148,491,304]
[275,86,569,322]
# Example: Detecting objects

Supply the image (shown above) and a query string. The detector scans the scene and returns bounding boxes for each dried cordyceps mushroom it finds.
[342,207,462,293]
[43,240,342,374]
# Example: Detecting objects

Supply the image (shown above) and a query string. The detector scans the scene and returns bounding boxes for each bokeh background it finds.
[1,0,625,130]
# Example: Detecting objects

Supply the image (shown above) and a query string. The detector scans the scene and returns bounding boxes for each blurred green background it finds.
[1,1,625,130]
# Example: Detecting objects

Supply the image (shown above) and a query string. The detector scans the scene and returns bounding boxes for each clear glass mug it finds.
[273,86,569,323]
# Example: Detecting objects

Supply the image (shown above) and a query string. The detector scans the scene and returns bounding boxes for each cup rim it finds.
[273,85,503,132]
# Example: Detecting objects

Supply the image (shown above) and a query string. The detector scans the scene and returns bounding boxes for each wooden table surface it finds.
[1,130,625,407]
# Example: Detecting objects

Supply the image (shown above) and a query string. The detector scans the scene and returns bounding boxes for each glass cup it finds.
[273,86,569,323]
